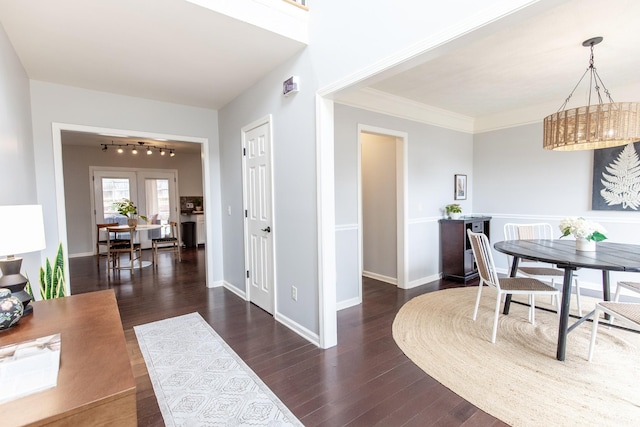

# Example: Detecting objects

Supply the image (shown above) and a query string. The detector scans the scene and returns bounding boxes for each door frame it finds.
[51,122,211,290]
[358,125,408,290]
[241,115,276,312]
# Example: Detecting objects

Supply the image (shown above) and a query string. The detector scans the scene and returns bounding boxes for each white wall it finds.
[29,81,223,284]
[473,123,640,294]
[218,0,542,341]
[61,144,203,255]
[334,104,473,303]
[362,132,397,281]
[0,23,42,279]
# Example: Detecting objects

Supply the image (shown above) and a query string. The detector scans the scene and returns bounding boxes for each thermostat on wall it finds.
[283,76,300,96]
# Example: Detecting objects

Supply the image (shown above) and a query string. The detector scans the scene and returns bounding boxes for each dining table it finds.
[493,239,640,361]
[107,223,162,268]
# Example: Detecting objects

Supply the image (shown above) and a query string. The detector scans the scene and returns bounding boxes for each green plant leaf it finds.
[39,243,66,300]
[591,231,607,242]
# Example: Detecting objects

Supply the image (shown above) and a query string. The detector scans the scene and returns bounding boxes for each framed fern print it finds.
[592,141,640,211]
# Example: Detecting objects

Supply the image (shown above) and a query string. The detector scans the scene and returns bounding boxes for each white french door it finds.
[137,171,178,248]
[92,168,178,250]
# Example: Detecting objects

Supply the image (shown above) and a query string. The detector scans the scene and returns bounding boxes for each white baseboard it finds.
[275,311,320,347]
[69,252,94,259]
[363,270,397,285]
[222,281,247,299]
[337,296,361,311]
[207,280,224,288]
[407,273,443,289]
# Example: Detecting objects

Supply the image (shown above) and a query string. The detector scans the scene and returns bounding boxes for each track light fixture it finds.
[100,141,176,157]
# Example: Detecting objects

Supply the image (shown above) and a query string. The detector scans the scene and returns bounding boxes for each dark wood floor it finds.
[69,248,507,426]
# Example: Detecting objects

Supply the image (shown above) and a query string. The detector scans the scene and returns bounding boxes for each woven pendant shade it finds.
[543,102,640,151]
[543,37,640,151]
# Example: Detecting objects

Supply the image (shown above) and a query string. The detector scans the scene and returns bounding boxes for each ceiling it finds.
[360,0,640,126]
[1,0,640,142]
[61,130,203,154]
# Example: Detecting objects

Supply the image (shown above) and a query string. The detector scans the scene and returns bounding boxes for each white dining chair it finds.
[588,301,640,361]
[503,223,583,315]
[467,229,560,343]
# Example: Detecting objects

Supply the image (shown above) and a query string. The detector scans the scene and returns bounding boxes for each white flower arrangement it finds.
[559,217,607,242]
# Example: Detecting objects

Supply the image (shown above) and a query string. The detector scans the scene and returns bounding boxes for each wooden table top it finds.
[0,290,135,426]
[494,239,640,272]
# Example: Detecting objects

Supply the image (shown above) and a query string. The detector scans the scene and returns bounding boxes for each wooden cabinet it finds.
[439,216,491,282]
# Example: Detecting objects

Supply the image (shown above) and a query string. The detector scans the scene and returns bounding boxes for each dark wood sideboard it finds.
[439,216,491,282]
[0,290,136,426]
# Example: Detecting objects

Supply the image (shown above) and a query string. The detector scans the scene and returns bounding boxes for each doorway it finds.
[51,122,212,289]
[358,125,407,291]
[242,116,275,315]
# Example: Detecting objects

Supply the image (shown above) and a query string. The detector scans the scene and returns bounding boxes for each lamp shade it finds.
[0,205,46,257]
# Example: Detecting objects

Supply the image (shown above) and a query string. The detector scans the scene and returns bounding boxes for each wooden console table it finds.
[0,290,136,426]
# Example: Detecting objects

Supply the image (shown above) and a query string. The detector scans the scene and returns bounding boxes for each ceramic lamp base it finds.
[0,257,33,316]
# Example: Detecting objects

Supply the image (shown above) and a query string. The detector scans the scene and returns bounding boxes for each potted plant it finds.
[559,217,606,251]
[194,197,203,212]
[445,203,462,219]
[113,199,147,226]
[25,242,66,300]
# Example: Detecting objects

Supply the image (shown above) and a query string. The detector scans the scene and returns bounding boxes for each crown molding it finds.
[337,88,475,133]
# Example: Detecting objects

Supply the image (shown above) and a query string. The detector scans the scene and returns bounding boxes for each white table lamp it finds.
[0,205,46,315]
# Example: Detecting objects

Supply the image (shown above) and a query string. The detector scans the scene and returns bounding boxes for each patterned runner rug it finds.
[134,312,302,426]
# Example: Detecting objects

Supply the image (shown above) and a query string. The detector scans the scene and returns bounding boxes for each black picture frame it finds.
[592,141,640,211]
[454,174,467,200]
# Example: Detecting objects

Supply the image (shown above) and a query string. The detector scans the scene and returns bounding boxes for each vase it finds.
[576,238,596,252]
[450,212,461,220]
[127,218,138,227]
[0,288,24,330]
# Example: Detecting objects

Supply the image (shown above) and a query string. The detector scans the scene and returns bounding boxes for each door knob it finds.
[261,226,271,233]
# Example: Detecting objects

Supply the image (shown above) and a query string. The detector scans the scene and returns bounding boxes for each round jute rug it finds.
[392,287,640,427]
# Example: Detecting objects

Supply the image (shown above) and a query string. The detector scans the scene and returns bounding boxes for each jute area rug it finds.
[134,312,302,427]
[392,287,640,427]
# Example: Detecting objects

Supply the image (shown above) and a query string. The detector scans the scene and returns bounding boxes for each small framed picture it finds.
[454,174,467,200]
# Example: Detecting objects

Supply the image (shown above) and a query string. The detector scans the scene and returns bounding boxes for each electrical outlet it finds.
[291,286,298,301]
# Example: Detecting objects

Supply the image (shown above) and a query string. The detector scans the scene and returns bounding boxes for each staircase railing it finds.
[283,0,308,10]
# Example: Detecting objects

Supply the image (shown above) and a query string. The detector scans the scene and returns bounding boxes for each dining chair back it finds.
[503,222,583,316]
[467,229,560,343]
[106,226,142,274]
[152,221,181,265]
[96,222,119,265]
[588,301,640,361]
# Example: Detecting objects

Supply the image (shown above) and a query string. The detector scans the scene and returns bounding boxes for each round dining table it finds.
[106,223,163,269]
[494,239,640,361]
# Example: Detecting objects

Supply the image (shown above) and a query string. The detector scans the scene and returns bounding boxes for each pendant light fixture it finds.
[543,37,640,151]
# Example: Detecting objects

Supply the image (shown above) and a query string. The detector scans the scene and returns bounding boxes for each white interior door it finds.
[243,118,275,314]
